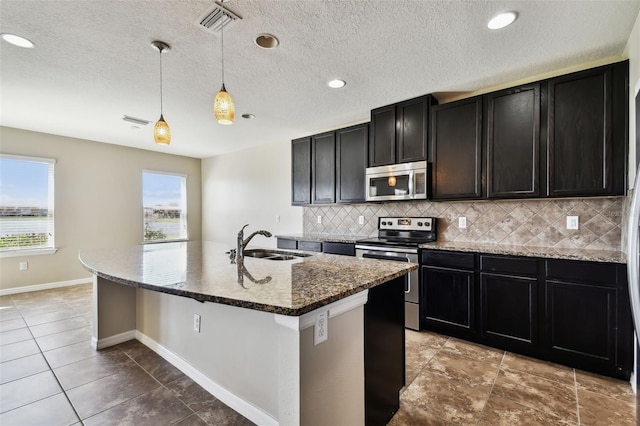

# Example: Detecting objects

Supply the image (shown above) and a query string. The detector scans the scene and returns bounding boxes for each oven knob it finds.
[381,221,387,226]
[417,222,423,226]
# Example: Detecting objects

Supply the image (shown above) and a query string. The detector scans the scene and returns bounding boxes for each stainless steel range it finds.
[355,217,437,330]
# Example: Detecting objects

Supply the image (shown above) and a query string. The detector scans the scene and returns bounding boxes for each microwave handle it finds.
[409,170,415,198]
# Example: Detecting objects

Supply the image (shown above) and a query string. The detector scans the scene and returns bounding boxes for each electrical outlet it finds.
[567,216,579,230]
[458,217,467,229]
[314,311,328,345]
[275,215,280,223]
[19,261,28,271]
[317,215,322,224]
[193,314,201,333]
[358,215,364,225]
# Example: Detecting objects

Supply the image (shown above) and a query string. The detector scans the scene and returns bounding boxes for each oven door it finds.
[356,246,420,330]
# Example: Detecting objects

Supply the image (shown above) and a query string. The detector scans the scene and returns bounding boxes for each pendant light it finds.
[151,41,171,145]
[214,0,235,125]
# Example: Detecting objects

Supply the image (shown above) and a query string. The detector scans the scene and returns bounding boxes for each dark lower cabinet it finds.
[421,250,476,337]
[322,242,355,256]
[420,250,633,380]
[365,276,405,426]
[544,259,632,378]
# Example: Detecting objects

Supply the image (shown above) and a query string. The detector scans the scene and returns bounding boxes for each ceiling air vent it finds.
[196,2,241,34]
[122,115,151,126]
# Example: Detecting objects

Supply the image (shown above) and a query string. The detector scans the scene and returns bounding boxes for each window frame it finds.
[0,154,57,258]
[142,169,188,244]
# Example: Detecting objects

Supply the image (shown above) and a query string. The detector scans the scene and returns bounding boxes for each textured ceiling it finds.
[0,0,639,159]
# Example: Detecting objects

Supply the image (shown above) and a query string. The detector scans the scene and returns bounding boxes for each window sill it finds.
[141,239,189,245]
[0,248,58,258]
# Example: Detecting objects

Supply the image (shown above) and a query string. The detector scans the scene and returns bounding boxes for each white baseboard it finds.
[91,330,137,350]
[135,331,278,426]
[0,277,93,296]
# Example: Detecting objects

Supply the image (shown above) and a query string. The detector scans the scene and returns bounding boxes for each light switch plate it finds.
[317,215,322,224]
[567,216,579,230]
[458,217,467,229]
[358,215,364,225]
[193,314,201,332]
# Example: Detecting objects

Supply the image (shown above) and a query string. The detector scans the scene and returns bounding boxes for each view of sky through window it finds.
[0,157,49,208]
[143,172,183,209]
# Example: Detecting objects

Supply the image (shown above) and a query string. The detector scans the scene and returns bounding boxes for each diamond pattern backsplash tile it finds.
[303,197,624,251]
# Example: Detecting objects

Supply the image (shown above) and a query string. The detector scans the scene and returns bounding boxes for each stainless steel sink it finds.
[243,249,311,261]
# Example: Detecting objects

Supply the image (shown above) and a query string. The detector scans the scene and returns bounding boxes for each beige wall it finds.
[0,127,202,291]
[625,10,640,187]
[201,138,303,247]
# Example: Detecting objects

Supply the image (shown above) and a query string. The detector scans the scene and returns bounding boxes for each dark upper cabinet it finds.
[430,96,483,200]
[547,62,627,196]
[369,95,435,167]
[291,137,311,205]
[311,132,336,204]
[336,123,368,204]
[486,84,541,198]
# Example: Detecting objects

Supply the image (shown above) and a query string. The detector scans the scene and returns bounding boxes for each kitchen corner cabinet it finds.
[369,95,436,167]
[421,251,476,338]
[486,84,541,198]
[547,62,627,196]
[291,137,311,205]
[336,123,368,204]
[430,97,483,200]
[311,132,336,204]
[420,249,633,380]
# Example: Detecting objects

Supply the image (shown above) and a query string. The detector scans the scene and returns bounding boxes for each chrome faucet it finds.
[236,224,272,263]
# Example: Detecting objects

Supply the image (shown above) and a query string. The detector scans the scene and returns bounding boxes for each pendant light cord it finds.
[159,48,164,115]
[221,1,225,85]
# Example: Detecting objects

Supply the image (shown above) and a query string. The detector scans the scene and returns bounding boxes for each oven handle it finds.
[361,253,410,262]
[355,244,418,254]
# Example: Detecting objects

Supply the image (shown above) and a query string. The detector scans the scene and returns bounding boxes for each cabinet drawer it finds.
[545,259,620,285]
[323,242,355,256]
[481,255,537,276]
[421,250,475,270]
[277,238,297,250]
[299,240,323,252]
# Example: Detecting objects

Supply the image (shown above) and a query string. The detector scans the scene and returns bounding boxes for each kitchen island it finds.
[79,241,416,426]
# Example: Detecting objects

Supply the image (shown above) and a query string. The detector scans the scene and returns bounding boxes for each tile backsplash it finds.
[303,197,624,251]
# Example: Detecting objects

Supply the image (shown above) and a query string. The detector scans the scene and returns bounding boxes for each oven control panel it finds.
[379,217,434,231]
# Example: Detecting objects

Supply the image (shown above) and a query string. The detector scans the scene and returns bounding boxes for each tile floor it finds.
[0,283,637,425]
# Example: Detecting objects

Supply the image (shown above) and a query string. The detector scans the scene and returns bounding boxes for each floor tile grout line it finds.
[474,350,506,426]
[573,369,581,426]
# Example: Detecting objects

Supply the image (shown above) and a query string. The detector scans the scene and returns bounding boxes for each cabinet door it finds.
[397,96,430,163]
[481,273,537,349]
[291,137,311,205]
[431,97,483,200]
[311,132,336,204]
[369,105,396,167]
[548,66,613,196]
[487,84,540,198]
[422,266,475,337]
[336,124,368,203]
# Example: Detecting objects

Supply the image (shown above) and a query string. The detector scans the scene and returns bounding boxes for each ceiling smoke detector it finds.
[196,1,241,34]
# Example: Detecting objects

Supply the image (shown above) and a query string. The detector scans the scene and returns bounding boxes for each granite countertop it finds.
[420,241,626,264]
[275,234,369,244]
[78,241,416,316]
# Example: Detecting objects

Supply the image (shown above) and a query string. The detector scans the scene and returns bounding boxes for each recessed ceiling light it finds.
[255,34,279,49]
[328,79,346,89]
[1,33,34,48]
[242,113,255,119]
[487,12,518,30]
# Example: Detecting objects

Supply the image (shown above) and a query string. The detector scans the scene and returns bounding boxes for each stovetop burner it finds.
[356,217,437,247]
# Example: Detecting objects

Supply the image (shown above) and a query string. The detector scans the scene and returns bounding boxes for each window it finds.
[0,154,56,256]
[142,171,187,242]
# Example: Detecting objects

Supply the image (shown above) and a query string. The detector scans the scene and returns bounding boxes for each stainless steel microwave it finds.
[365,161,428,202]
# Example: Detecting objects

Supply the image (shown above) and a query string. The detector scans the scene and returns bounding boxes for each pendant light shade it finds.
[214,0,235,125]
[214,84,235,125]
[154,114,171,145]
[151,41,171,145]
